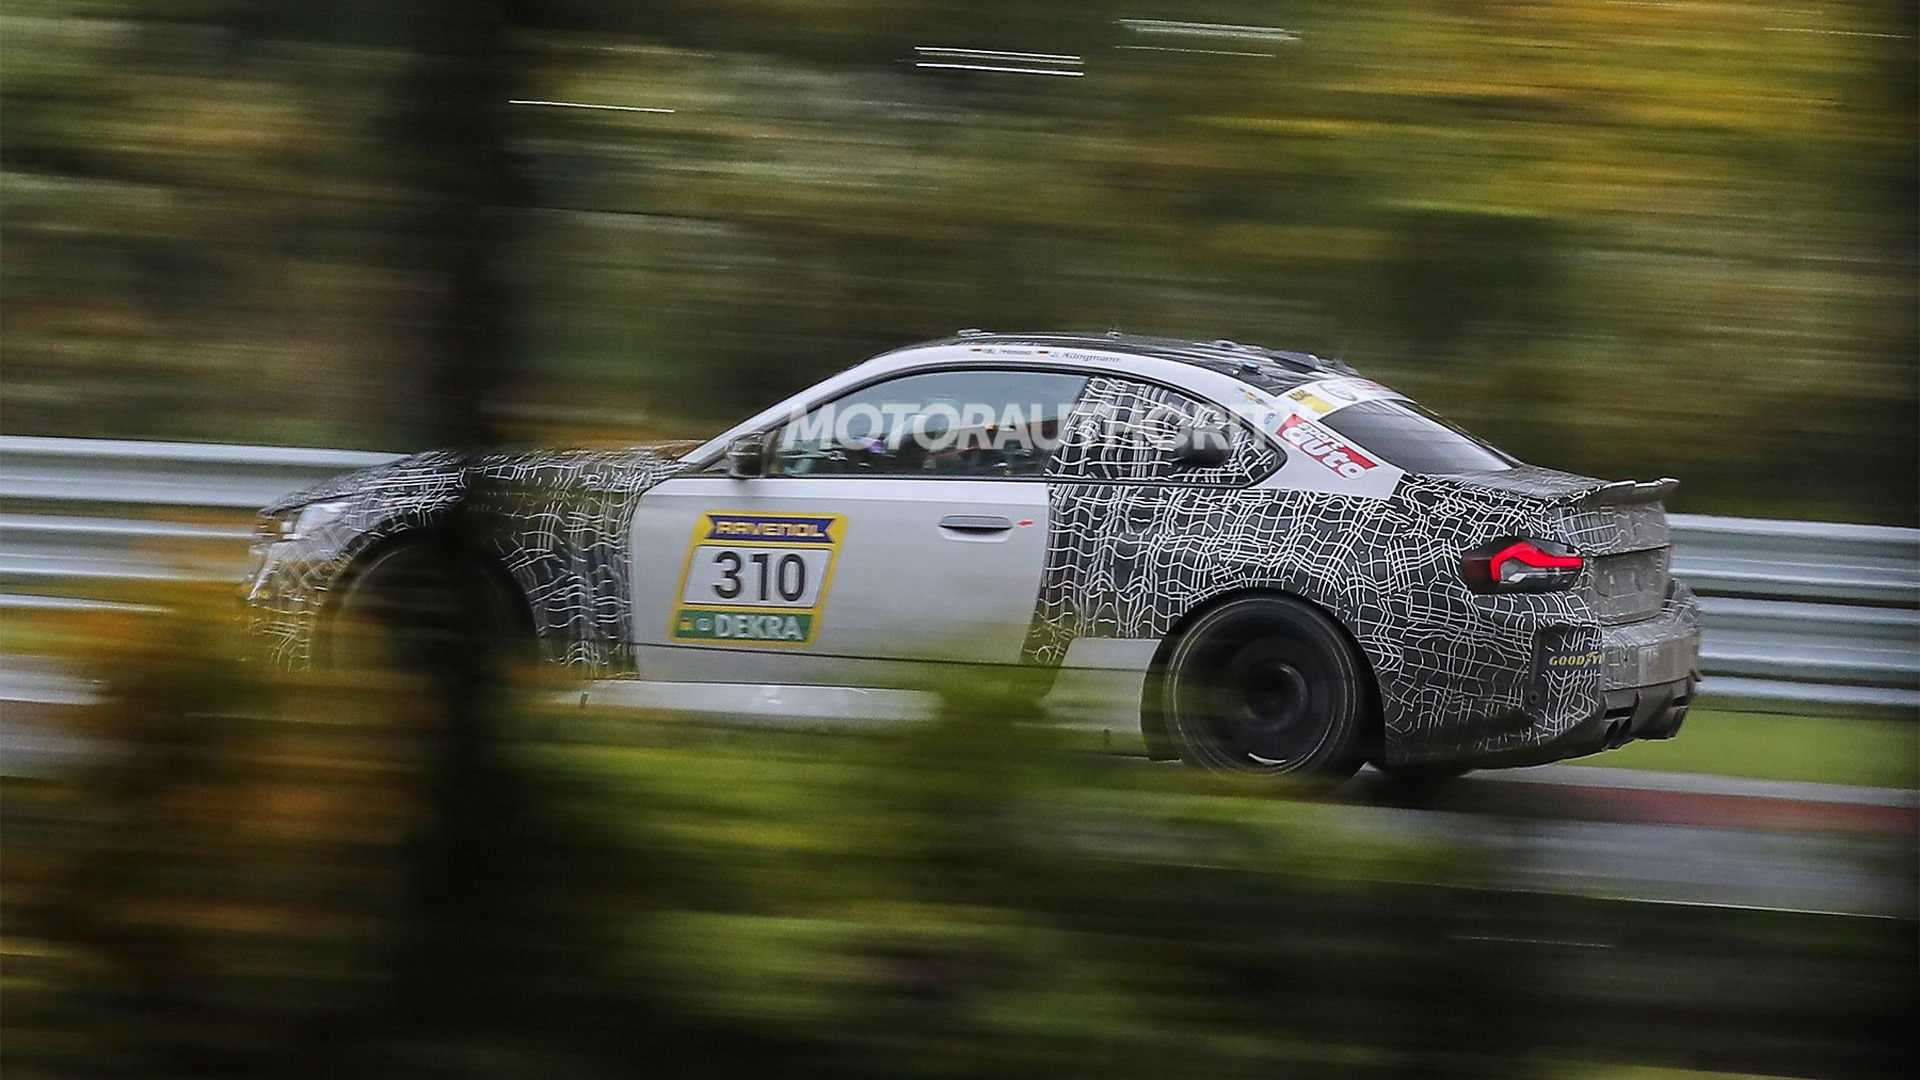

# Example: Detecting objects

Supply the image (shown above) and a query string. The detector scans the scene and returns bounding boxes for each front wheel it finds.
[325,540,529,677]
[1157,596,1371,782]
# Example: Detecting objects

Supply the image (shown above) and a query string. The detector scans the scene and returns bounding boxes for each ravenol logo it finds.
[703,513,838,544]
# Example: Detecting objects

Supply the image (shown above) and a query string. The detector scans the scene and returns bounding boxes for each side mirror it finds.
[727,433,768,478]
[1170,422,1232,468]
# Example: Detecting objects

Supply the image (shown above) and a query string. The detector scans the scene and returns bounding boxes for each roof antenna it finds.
[1327,334,1357,373]
[1106,325,1124,338]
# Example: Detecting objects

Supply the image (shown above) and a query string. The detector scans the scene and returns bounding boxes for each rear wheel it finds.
[1158,596,1370,782]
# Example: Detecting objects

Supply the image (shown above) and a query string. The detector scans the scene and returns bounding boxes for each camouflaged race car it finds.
[245,331,1700,781]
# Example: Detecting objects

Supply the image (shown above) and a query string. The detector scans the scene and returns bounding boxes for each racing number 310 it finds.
[671,511,842,646]
[679,542,831,611]
[711,550,808,603]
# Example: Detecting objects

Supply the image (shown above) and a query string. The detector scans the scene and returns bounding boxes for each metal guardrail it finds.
[0,435,400,511]
[2,436,1915,709]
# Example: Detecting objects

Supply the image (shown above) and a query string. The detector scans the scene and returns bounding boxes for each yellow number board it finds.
[670,511,845,647]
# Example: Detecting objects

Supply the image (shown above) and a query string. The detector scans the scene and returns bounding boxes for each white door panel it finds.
[630,476,1048,682]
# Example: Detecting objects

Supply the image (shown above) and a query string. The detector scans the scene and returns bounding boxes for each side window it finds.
[769,369,1089,479]
[1049,376,1281,485]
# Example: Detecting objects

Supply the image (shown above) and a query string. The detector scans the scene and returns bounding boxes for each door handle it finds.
[938,514,1013,533]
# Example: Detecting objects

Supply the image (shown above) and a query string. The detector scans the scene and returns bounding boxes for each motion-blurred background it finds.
[5,0,1915,519]
[2,3,1916,1079]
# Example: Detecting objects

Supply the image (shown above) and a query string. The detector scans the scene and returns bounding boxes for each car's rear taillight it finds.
[1461,538,1583,593]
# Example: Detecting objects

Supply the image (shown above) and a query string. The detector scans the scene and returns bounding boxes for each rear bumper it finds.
[1478,580,1702,768]
[1467,674,1696,769]
[1386,578,1702,769]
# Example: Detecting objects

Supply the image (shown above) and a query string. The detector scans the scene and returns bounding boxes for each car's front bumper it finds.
[239,535,359,669]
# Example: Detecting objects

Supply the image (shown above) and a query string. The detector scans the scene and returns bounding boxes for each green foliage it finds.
[412,695,1539,1080]
[1,1,1914,516]
[5,607,1915,1079]
[1565,706,1920,788]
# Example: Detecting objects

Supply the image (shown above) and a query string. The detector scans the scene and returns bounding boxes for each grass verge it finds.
[1562,707,1918,789]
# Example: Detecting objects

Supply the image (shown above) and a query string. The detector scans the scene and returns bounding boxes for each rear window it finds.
[1319,400,1516,474]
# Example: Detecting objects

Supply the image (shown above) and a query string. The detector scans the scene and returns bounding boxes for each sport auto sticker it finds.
[1276,413,1379,479]
[670,511,846,646]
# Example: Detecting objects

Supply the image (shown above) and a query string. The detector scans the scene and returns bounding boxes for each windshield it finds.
[1318,399,1516,474]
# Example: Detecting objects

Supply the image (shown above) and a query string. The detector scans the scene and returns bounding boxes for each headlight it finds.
[256,500,352,544]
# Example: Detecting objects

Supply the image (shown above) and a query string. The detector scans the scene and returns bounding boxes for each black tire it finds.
[326,540,527,675]
[1158,595,1371,781]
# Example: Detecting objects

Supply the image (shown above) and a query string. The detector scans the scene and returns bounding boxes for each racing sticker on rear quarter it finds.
[1277,414,1379,479]
[670,511,845,647]
[1281,377,1404,418]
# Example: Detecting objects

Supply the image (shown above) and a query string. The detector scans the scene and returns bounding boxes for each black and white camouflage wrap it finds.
[1048,376,1282,486]
[1025,466,1697,762]
[246,444,694,673]
[244,334,1700,767]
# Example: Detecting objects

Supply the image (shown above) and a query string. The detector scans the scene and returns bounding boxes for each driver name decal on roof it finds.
[671,511,845,646]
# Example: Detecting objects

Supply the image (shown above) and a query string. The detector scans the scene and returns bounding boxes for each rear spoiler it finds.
[1574,477,1679,507]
